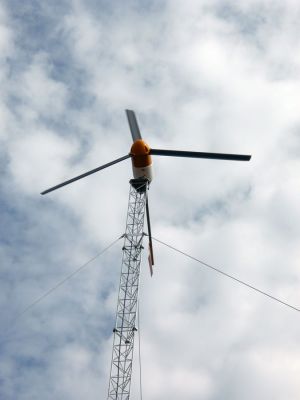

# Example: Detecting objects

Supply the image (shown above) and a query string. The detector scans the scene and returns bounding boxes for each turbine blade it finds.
[150,148,251,161]
[41,154,131,195]
[126,109,142,142]
[146,195,154,268]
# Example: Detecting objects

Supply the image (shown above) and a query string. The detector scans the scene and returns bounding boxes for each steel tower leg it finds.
[107,178,148,400]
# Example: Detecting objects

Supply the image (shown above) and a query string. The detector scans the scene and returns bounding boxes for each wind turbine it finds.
[41,110,251,399]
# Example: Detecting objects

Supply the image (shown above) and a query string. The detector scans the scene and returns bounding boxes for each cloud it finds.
[1,0,300,399]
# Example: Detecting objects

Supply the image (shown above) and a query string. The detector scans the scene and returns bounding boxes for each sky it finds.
[1,0,300,399]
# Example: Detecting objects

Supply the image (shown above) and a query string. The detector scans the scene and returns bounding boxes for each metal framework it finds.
[107,178,148,400]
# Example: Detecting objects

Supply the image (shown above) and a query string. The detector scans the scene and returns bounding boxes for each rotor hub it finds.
[130,140,152,168]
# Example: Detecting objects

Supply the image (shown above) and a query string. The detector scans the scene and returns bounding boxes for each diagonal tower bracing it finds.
[107,177,148,400]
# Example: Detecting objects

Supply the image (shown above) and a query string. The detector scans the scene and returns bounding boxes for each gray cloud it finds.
[1,0,300,399]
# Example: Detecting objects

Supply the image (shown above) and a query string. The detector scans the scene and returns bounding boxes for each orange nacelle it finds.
[130,140,152,168]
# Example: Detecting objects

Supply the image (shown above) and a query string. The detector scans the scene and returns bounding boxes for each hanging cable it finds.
[6,235,123,330]
[148,235,300,313]
[137,297,143,400]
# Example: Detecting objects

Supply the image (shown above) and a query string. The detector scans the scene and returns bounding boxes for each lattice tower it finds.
[107,177,148,399]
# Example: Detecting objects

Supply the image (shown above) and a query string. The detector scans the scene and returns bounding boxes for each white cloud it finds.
[8,130,78,194]
[16,53,69,118]
[1,1,300,399]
